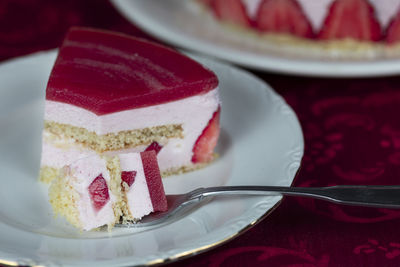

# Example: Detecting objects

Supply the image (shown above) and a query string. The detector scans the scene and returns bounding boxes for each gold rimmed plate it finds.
[0,50,303,266]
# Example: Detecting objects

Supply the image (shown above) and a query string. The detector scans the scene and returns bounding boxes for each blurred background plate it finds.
[111,0,400,77]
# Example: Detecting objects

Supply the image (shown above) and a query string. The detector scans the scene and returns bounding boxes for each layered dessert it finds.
[197,0,400,55]
[40,27,221,183]
[49,151,167,231]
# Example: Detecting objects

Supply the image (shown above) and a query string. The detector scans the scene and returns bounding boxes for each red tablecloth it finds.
[2,1,400,266]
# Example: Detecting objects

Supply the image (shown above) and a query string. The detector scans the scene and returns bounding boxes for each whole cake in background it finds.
[40,27,221,183]
[49,151,167,231]
[197,0,400,56]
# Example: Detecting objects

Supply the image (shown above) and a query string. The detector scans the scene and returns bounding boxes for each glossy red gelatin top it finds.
[46,27,219,115]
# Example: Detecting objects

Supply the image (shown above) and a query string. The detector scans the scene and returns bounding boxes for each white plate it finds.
[111,0,400,77]
[0,50,303,266]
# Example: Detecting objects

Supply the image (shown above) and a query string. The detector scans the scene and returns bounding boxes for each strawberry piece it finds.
[212,0,252,27]
[88,174,110,212]
[386,11,400,44]
[145,141,163,154]
[121,171,137,187]
[255,0,314,38]
[318,0,381,41]
[141,150,168,212]
[192,108,221,163]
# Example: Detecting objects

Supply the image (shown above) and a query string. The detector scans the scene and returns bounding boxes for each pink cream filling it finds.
[44,88,219,134]
[64,155,116,231]
[41,88,220,172]
[119,153,153,219]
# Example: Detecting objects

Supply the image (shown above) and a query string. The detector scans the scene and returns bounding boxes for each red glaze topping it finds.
[140,150,168,212]
[88,174,110,212]
[192,107,221,163]
[144,141,163,155]
[121,171,137,187]
[46,27,219,115]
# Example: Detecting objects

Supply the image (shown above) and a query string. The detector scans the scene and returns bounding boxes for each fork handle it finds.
[192,185,400,208]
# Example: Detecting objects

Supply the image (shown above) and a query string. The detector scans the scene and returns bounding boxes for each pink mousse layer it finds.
[42,88,220,172]
[241,0,400,31]
[119,151,167,219]
[46,27,218,115]
[62,155,116,231]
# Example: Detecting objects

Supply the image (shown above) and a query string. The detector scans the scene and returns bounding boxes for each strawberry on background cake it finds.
[197,0,400,55]
[49,151,167,231]
[40,27,221,183]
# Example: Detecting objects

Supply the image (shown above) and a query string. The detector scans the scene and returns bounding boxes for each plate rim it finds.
[0,50,304,267]
[110,0,400,78]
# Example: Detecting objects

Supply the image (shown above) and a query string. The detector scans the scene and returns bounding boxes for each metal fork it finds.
[116,185,400,228]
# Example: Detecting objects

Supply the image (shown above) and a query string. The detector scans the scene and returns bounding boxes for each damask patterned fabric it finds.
[2,0,400,266]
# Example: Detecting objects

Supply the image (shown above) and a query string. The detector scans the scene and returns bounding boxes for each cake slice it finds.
[40,27,220,183]
[49,151,167,231]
